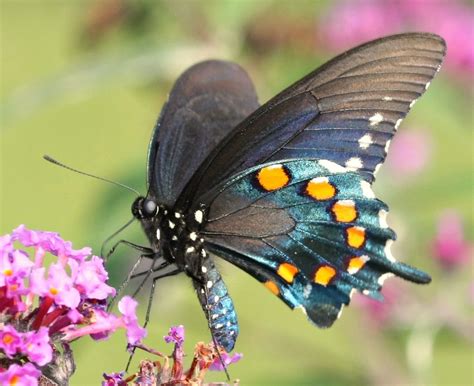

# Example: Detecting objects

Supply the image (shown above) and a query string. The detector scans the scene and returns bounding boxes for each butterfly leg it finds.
[125,267,182,372]
[107,253,148,311]
[102,239,154,263]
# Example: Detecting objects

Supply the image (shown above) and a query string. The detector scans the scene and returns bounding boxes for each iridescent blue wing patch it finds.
[198,159,430,327]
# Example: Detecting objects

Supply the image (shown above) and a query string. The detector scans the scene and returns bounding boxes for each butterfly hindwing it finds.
[199,158,430,327]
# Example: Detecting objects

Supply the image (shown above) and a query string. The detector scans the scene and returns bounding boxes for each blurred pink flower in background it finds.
[431,210,472,269]
[385,130,432,178]
[354,281,403,326]
[318,0,474,76]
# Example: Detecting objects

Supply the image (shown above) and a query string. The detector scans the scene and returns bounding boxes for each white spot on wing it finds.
[374,163,382,176]
[214,295,219,303]
[212,314,219,320]
[362,289,371,295]
[384,239,396,262]
[345,157,363,171]
[201,249,207,257]
[156,229,160,240]
[172,235,178,241]
[379,209,389,228]
[215,323,223,329]
[195,210,203,224]
[318,159,347,173]
[186,246,195,254]
[395,118,403,130]
[206,280,213,288]
[310,176,329,184]
[296,305,307,316]
[378,272,394,285]
[369,113,384,126]
[383,96,393,101]
[174,212,181,218]
[409,99,417,108]
[360,180,375,198]
[384,139,392,154]
[189,232,197,241]
[201,266,207,273]
[337,304,345,319]
[303,283,312,299]
[168,221,175,229]
[349,289,356,299]
[358,133,373,149]
[425,81,431,90]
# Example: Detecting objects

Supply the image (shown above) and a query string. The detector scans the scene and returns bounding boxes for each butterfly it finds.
[131,33,446,352]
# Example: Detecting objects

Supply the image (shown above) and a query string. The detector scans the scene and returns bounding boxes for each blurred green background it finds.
[1,1,473,385]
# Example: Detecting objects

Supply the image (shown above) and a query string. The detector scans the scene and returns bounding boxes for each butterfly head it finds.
[131,196,159,220]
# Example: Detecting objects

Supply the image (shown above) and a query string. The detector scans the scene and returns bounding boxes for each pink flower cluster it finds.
[0,225,146,385]
[318,0,474,77]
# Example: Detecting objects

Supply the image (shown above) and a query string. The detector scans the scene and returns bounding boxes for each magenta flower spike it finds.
[0,225,149,384]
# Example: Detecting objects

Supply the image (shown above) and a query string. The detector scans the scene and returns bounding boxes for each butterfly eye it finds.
[143,199,158,217]
[131,197,158,219]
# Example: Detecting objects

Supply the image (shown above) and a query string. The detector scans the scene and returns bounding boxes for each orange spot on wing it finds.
[257,165,290,191]
[264,280,280,296]
[277,263,299,283]
[331,200,357,222]
[346,226,366,248]
[314,265,336,286]
[347,256,369,274]
[306,178,336,200]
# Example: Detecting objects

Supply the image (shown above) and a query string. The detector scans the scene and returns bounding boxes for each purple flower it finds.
[209,351,243,371]
[432,211,472,269]
[0,363,41,386]
[22,327,53,366]
[30,263,80,309]
[70,256,115,300]
[0,325,22,357]
[385,130,432,178]
[102,371,127,386]
[0,249,34,296]
[164,325,185,346]
[118,296,146,345]
[11,225,92,263]
[61,308,121,342]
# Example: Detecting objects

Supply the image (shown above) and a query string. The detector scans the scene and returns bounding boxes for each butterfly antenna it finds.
[43,155,141,196]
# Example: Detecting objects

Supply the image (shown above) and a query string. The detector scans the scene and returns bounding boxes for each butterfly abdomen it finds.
[193,256,239,352]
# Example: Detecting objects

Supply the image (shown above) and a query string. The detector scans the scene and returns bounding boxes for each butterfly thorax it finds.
[132,196,208,275]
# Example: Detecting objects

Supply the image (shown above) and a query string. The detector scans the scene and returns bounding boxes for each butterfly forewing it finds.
[177,33,446,206]
[147,60,259,206]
